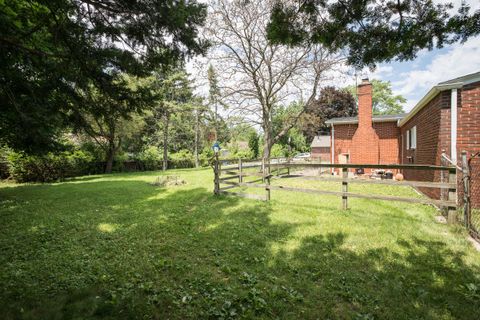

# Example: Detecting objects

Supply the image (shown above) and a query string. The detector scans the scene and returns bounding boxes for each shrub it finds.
[7,150,94,183]
[271,144,288,158]
[136,146,162,170]
[0,147,10,179]
[168,150,195,169]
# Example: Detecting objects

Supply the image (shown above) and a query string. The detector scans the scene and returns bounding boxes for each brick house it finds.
[325,72,480,207]
[310,135,330,161]
[325,79,405,170]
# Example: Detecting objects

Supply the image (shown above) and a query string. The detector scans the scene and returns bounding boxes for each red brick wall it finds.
[457,81,480,208]
[351,81,379,168]
[399,91,451,199]
[374,122,401,164]
[332,121,400,171]
[311,147,330,162]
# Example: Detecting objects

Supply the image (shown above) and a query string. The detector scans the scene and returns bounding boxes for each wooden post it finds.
[261,158,265,183]
[440,150,448,217]
[461,150,471,229]
[264,158,271,201]
[447,166,457,224]
[239,158,243,183]
[214,153,220,195]
[342,167,348,210]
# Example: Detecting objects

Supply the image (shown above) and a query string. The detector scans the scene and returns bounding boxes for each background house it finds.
[310,135,330,161]
[325,79,404,171]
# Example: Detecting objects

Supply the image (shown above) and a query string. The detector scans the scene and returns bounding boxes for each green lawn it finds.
[1,168,479,319]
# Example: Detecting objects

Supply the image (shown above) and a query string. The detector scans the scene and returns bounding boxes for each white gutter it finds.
[451,88,458,163]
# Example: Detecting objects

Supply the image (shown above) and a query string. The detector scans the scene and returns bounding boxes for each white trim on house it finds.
[398,82,463,127]
[451,88,458,164]
[399,71,480,127]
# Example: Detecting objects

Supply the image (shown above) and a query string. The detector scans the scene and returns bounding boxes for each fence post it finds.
[440,150,448,217]
[342,167,348,210]
[213,154,220,195]
[263,158,271,201]
[461,150,471,229]
[239,158,243,183]
[261,158,265,183]
[447,166,457,224]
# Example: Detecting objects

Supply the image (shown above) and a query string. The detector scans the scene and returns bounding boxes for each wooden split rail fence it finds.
[212,155,467,223]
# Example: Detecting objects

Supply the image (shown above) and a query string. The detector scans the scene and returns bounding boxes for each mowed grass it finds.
[1,168,480,319]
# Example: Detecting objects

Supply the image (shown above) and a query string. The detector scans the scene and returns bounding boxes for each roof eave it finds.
[326,118,403,126]
[398,82,463,127]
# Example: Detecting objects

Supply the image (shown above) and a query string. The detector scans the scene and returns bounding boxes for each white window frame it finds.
[406,130,410,150]
[411,126,417,149]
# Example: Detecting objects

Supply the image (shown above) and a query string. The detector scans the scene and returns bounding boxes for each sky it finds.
[360,0,480,112]
[189,0,480,113]
[363,35,480,112]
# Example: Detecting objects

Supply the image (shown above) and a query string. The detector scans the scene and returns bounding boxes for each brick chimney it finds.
[357,78,373,128]
[350,77,379,168]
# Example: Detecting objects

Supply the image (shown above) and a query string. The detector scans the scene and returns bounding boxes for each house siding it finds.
[399,91,451,199]
[458,81,480,208]
[332,121,400,168]
[311,147,330,161]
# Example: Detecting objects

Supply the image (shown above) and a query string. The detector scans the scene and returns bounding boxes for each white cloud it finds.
[391,36,480,111]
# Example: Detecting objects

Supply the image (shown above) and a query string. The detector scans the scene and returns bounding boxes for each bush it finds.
[168,149,195,169]
[7,150,94,183]
[271,144,288,158]
[136,146,162,170]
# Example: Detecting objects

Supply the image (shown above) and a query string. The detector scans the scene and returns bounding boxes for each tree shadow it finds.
[0,178,479,319]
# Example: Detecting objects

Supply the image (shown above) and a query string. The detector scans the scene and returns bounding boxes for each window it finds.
[406,127,417,150]
[406,130,410,150]
[411,126,417,149]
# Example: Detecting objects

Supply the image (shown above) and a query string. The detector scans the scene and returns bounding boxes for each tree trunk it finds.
[262,114,273,163]
[163,112,169,171]
[105,142,116,174]
[213,100,218,141]
[194,107,200,168]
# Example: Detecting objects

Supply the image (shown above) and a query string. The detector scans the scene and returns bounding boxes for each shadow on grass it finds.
[0,179,479,319]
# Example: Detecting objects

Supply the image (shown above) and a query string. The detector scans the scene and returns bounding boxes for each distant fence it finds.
[213,156,466,225]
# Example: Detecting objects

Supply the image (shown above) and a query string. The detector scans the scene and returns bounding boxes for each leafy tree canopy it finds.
[0,0,207,153]
[299,86,357,142]
[346,80,406,115]
[267,0,480,67]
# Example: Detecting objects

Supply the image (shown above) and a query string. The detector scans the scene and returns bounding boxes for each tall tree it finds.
[206,0,341,160]
[0,0,207,153]
[207,64,221,141]
[267,0,480,67]
[72,75,148,173]
[299,87,357,142]
[346,80,406,115]
[144,69,194,171]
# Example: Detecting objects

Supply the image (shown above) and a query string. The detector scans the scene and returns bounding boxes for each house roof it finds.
[310,135,330,147]
[398,71,480,126]
[325,113,406,125]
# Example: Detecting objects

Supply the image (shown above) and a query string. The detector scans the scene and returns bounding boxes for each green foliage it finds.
[137,146,163,171]
[168,149,195,169]
[346,80,406,115]
[0,0,207,153]
[248,132,260,159]
[7,150,94,182]
[271,144,288,158]
[300,86,357,142]
[267,1,480,67]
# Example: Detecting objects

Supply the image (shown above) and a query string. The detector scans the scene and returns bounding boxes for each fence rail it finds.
[213,155,461,219]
